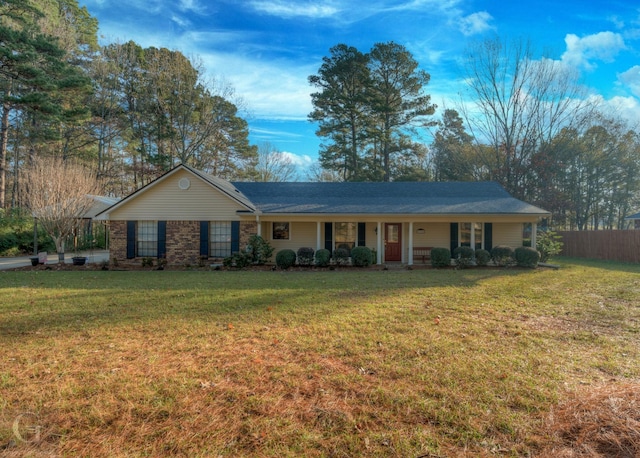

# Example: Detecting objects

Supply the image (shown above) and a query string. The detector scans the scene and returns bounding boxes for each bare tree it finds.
[460,37,593,200]
[254,142,299,182]
[22,156,102,261]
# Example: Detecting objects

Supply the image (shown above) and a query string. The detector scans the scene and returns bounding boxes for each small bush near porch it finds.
[1,259,638,457]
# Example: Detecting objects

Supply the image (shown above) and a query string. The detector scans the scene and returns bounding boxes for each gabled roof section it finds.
[183,165,256,211]
[625,212,640,220]
[232,181,549,215]
[95,164,256,218]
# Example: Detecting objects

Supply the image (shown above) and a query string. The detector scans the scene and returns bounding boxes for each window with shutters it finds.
[335,222,357,251]
[137,221,158,257]
[459,222,484,250]
[210,222,232,257]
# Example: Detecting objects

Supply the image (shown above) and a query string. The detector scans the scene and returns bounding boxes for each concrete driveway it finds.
[0,250,109,270]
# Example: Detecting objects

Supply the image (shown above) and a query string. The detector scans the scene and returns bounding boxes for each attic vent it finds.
[178,178,191,190]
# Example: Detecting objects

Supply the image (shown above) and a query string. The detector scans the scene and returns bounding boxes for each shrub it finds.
[141,257,154,267]
[351,246,373,267]
[245,235,274,265]
[475,249,490,266]
[453,246,475,268]
[491,245,514,267]
[223,251,252,269]
[430,247,451,268]
[297,247,315,266]
[276,249,296,269]
[537,230,563,263]
[315,248,331,267]
[332,247,350,266]
[0,208,55,255]
[515,246,540,268]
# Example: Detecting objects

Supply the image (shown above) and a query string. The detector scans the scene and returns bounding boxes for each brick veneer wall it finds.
[109,220,127,263]
[167,220,200,265]
[108,220,258,266]
[240,221,258,248]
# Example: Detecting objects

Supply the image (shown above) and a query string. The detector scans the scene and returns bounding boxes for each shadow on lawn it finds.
[0,268,544,337]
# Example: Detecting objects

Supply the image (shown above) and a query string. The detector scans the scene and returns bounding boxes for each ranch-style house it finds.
[96,164,550,266]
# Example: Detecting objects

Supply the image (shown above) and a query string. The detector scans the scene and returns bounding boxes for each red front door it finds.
[384,223,402,262]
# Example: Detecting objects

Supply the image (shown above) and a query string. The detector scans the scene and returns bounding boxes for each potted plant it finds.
[72,254,87,265]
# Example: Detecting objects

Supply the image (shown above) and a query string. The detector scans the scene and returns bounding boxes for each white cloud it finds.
[561,31,626,71]
[618,65,640,98]
[459,11,494,36]
[248,1,340,19]
[179,0,206,14]
[170,14,191,28]
[197,52,315,120]
[588,94,640,127]
[280,151,314,167]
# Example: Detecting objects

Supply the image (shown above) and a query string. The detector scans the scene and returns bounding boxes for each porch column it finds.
[376,222,382,264]
[256,215,261,237]
[471,223,475,250]
[531,223,537,249]
[408,221,414,265]
[316,221,322,251]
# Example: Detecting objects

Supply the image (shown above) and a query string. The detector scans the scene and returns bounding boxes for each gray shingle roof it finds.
[626,212,640,220]
[232,181,549,215]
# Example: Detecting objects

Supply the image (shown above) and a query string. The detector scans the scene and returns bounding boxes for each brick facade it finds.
[108,220,258,266]
[240,221,257,248]
[109,220,127,263]
[167,221,200,265]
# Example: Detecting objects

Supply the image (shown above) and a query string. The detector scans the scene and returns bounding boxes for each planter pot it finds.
[72,257,87,266]
[30,257,40,266]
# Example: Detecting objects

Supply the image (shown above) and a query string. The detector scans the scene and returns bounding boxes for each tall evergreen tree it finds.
[367,41,436,181]
[0,0,92,208]
[309,44,370,181]
[309,42,435,182]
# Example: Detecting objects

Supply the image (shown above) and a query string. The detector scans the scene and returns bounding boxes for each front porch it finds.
[250,219,538,266]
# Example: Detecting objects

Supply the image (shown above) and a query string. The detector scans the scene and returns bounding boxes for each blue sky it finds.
[79,0,640,173]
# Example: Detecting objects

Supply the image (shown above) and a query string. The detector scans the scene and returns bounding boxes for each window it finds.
[137,221,157,257]
[473,222,483,250]
[210,222,232,257]
[459,222,484,250]
[272,222,290,240]
[335,222,357,251]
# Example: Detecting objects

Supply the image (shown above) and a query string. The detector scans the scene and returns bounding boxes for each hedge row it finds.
[275,246,375,269]
[432,245,541,268]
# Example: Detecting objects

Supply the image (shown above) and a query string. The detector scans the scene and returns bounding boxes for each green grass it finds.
[0,259,639,457]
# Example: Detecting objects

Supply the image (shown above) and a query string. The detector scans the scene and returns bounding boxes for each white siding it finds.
[108,169,246,221]
[493,223,524,248]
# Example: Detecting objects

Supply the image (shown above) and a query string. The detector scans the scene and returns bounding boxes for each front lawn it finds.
[1,259,639,457]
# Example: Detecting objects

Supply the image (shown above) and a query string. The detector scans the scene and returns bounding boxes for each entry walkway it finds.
[0,250,109,270]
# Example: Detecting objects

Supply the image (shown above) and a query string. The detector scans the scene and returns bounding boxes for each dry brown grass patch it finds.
[539,382,640,457]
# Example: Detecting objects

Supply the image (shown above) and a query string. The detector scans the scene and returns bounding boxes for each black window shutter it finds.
[231,221,240,254]
[484,223,493,252]
[357,222,366,246]
[157,221,166,258]
[324,222,333,251]
[450,223,458,256]
[200,221,209,256]
[126,221,136,259]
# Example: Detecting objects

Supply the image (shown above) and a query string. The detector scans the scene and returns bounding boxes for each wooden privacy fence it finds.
[557,230,640,263]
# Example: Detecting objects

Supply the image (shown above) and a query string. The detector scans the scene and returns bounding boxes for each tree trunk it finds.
[0,99,10,209]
